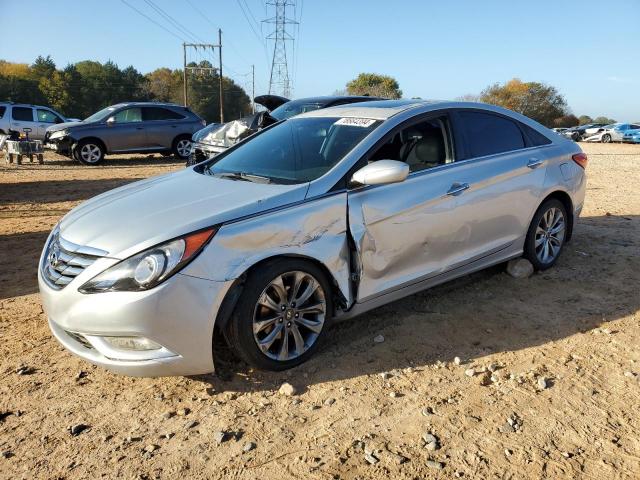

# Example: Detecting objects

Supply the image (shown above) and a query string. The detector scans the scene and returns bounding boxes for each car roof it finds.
[109,102,186,109]
[0,101,53,108]
[298,99,531,121]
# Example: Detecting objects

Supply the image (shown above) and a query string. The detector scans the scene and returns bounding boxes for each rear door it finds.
[101,107,147,151]
[10,106,39,138]
[142,107,187,149]
[447,109,550,260]
[36,108,65,139]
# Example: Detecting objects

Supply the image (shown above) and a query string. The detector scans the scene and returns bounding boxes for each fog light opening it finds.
[102,336,162,351]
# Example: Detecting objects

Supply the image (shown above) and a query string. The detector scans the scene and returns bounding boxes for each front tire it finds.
[602,133,612,143]
[524,199,568,271]
[226,259,332,371]
[75,140,105,165]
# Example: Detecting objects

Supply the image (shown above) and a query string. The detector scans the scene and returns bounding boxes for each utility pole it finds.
[182,43,188,106]
[264,0,297,98]
[218,29,224,123]
[182,39,223,122]
[251,64,255,114]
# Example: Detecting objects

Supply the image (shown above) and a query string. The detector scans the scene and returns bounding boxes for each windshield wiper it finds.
[214,171,272,184]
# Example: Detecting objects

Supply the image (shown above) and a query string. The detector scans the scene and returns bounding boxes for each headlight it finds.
[79,228,216,293]
[49,129,69,140]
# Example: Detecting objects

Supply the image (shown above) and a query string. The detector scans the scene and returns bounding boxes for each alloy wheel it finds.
[252,270,326,362]
[534,207,566,264]
[602,134,611,143]
[80,144,101,163]
[176,139,192,158]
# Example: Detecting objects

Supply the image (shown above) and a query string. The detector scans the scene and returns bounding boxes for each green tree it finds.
[480,78,568,127]
[578,115,593,125]
[593,116,616,125]
[552,114,579,128]
[346,73,402,99]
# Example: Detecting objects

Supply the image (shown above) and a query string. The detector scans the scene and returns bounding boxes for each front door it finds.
[102,107,147,151]
[347,114,468,301]
[36,108,65,140]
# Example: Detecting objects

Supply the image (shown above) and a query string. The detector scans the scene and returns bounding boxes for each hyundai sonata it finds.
[39,100,587,376]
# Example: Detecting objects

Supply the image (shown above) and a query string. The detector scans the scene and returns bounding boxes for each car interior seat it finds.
[399,126,446,171]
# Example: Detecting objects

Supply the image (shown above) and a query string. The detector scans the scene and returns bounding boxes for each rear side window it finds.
[458,111,525,158]
[0,106,6,118]
[143,107,185,121]
[12,107,34,122]
[519,123,552,146]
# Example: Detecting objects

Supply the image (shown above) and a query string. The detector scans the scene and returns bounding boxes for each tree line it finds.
[346,73,616,128]
[0,56,251,123]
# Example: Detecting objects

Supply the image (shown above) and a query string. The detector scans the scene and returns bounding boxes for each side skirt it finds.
[334,246,521,322]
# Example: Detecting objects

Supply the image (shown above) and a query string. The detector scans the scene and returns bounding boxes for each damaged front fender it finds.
[181,192,353,309]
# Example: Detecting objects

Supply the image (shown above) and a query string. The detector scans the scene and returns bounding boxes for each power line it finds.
[119,0,185,41]
[235,0,266,47]
[142,0,205,44]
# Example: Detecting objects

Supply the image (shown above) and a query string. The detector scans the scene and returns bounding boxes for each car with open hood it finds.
[188,95,380,164]
[39,100,587,376]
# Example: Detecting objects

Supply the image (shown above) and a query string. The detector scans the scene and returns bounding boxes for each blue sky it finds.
[1,0,638,120]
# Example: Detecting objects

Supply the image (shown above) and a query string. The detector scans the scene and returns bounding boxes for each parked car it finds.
[44,102,205,165]
[0,102,79,140]
[561,123,607,141]
[622,130,640,143]
[38,100,587,376]
[188,95,381,164]
[598,123,640,143]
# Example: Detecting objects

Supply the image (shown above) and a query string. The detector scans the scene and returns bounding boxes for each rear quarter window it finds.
[11,107,34,122]
[519,123,552,146]
[458,111,525,158]
[0,106,6,118]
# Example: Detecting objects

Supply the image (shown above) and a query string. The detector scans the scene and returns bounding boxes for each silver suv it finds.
[0,102,77,140]
[45,102,205,165]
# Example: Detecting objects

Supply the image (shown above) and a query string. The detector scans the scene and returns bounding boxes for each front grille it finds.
[42,233,105,290]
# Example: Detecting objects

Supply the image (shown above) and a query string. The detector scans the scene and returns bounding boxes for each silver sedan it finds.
[38,100,587,376]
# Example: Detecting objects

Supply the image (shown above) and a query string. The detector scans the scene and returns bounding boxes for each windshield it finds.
[204,116,381,184]
[84,106,117,122]
[269,101,324,121]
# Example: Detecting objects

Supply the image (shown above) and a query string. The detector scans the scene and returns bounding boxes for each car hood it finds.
[254,94,289,111]
[58,168,307,258]
[46,121,86,132]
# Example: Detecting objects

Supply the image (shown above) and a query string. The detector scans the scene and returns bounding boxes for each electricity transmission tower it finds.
[264,0,297,98]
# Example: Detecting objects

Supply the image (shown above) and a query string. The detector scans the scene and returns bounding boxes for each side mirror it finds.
[106,116,115,125]
[351,160,409,186]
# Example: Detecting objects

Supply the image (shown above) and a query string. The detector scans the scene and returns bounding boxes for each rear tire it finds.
[75,139,105,165]
[225,259,332,371]
[524,199,568,271]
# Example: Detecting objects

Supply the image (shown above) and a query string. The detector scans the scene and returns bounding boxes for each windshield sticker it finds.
[335,117,377,128]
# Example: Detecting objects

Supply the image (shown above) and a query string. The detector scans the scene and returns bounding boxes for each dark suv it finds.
[45,102,205,165]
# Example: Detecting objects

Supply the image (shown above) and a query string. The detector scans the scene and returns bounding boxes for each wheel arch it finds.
[538,190,575,241]
[213,253,347,333]
[172,133,192,147]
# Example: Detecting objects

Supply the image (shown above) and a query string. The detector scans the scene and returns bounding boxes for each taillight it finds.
[572,152,588,169]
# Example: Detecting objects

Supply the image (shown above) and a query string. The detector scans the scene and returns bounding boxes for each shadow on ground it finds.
[195,213,639,393]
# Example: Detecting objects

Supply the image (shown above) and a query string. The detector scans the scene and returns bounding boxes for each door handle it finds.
[136,127,144,130]
[527,158,544,169]
[446,182,470,196]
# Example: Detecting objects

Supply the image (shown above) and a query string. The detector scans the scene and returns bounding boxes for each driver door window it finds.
[369,116,453,172]
[113,108,142,123]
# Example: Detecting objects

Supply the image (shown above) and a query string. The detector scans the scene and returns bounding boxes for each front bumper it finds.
[39,266,234,377]
[44,135,74,156]
[188,141,227,165]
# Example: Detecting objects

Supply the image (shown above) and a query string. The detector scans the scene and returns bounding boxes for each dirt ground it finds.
[0,143,639,480]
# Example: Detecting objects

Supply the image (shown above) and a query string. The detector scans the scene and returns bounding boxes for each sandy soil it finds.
[0,144,639,479]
